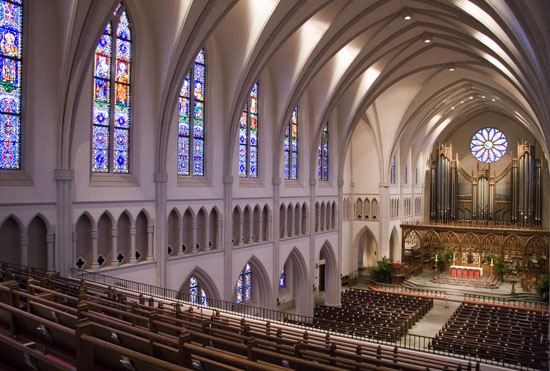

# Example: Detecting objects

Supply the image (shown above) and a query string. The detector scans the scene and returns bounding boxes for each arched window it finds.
[189,275,208,306]
[236,263,252,303]
[284,106,298,180]
[318,123,328,181]
[239,82,258,178]
[178,49,205,176]
[0,0,23,170]
[391,157,395,184]
[279,266,285,288]
[92,4,132,173]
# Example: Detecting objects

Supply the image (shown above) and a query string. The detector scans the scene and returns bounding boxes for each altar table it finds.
[450,265,482,279]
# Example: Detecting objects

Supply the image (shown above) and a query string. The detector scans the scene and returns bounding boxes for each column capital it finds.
[54,169,74,181]
[154,172,168,183]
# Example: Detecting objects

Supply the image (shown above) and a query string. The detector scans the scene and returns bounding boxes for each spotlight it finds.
[447,63,455,71]
[422,32,433,43]
[451,106,455,110]
[402,8,413,20]
[491,98,496,102]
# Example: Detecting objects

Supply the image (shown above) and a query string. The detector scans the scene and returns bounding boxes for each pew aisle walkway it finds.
[405,300,460,341]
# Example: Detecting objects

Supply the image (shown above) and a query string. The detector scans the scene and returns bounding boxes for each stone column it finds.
[146,225,154,261]
[223,176,233,300]
[178,222,184,256]
[258,212,264,241]
[91,229,99,270]
[191,221,198,254]
[20,234,28,266]
[47,233,55,272]
[239,212,244,245]
[154,172,168,287]
[295,207,301,236]
[216,217,223,250]
[204,219,210,251]
[379,182,390,259]
[55,169,74,276]
[129,226,137,263]
[111,229,119,267]
[271,177,281,310]
[249,212,254,243]
[281,211,287,239]
[267,212,272,241]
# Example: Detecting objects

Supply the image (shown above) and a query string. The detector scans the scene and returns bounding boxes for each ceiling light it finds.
[447,63,455,71]
[491,98,495,102]
[481,95,486,99]
[401,8,413,20]
[460,100,464,104]
[451,106,455,110]
[469,96,473,99]
[422,32,433,43]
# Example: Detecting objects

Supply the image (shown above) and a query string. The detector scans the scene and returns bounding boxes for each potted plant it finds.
[372,257,393,283]
[536,274,549,302]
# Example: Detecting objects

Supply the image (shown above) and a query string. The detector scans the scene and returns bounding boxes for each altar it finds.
[450,265,482,279]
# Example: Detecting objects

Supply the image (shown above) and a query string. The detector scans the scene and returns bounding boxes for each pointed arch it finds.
[354,226,378,271]
[294,203,301,236]
[97,212,114,267]
[389,226,400,262]
[301,203,308,235]
[91,3,133,173]
[286,203,294,237]
[242,205,252,244]
[178,48,206,176]
[0,215,23,265]
[167,208,180,256]
[279,203,286,238]
[252,205,261,243]
[196,207,208,251]
[238,81,259,178]
[319,241,338,305]
[135,210,149,261]
[282,247,310,316]
[320,202,326,231]
[234,255,273,309]
[314,202,320,232]
[262,204,270,241]
[75,213,93,269]
[180,266,221,302]
[182,208,195,253]
[232,205,242,246]
[356,198,363,219]
[331,201,337,229]
[209,206,221,249]
[116,210,131,264]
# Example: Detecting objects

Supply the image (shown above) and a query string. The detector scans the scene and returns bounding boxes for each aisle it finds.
[407,299,460,339]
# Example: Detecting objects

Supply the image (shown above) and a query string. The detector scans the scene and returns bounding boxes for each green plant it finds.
[536,274,549,302]
[482,253,499,265]
[436,251,454,272]
[372,257,393,283]
[494,260,508,280]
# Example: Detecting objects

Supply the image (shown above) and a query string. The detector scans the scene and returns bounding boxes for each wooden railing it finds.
[370,282,447,298]
[464,293,548,310]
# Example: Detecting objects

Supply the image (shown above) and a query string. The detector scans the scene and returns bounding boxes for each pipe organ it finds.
[430,141,542,226]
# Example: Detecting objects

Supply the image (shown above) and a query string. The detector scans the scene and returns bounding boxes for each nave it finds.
[0,261,547,370]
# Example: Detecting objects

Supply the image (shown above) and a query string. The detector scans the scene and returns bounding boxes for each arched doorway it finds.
[389,227,400,263]
[316,242,339,306]
[356,227,378,273]
[278,248,310,316]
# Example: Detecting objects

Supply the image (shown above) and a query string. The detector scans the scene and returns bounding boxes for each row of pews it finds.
[314,288,433,341]
[430,301,549,369]
[0,264,476,370]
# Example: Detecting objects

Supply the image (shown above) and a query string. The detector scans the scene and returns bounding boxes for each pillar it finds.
[20,234,28,266]
[178,222,184,256]
[91,229,99,270]
[55,169,74,276]
[111,229,119,267]
[204,219,210,251]
[216,217,222,250]
[47,233,55,272]
[129,226,137,263]
[154,172,168,287]
[191,221,197,254]
[258,212,264,241]
[146,225,154,261]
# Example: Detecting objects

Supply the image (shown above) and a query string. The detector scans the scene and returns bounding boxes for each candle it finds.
[435,254,438,263]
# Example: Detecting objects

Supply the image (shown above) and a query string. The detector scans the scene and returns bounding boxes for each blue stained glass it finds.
[201,290,208,306]
[284,152,289,180]
[178,137,189,175]
[117,39,130,61]
[94,79,109,102]
[391,157,395,183]
[113,3,122,16]
[291,152,298,180]
[114,104,129,128]
[0,2,22,31]
[113,150,128,173]
[284,126,289,151]
[0,88,19,113]
[193,139,203,175]
[470,127,507,163]
[116,60,129,83]
[239,145,246,177]
[0,135,19,169]
[181,74,189,97]
[194,77,204,101]
[195,49,205,64]
[280,267,285,288]
[239,112,246,144]
[95,35,111,56]
[249,146,257,178]
[179,120,189,137]
[92,149,108,172]
[194,101,204,124]
[117,12,131,41]
[249,115,257,145]
[0,57,18,86]
[95,54,110,79]
[114,128,128,150]
[92,126,109,150]
[0,28,19,58]
[236,274,243,303]
[179,97,189,117]
[244,264,252,301]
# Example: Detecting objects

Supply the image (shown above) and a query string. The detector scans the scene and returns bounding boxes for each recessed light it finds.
[481,95,486,99]
[451,106,455,110]
[460,100,464,104]
[491,98,495,102]
[447,63,456,71]
[402,8,413,20]
[469,96,473,99]
[422,32,433,43]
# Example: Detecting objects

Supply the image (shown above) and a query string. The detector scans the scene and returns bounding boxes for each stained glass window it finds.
[236,263,252,303]
[391,157,395,184]
[91,4,131,173]
[284,107,298,180]
[317,124,328,181]
[189,275,208,306]
[470,127,507,163]
[179,49,205,176]
[0,0,22,170]
[279,266,285,288]
[239,82,259,178]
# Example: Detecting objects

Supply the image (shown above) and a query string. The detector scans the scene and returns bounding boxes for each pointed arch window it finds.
[91,4,132,173]
[391,157,395,184]
[279,266,285,288]
[236,263,252,303]
[239,82,258,178]
[318,124,328,181]
[284,107,298,180]
[178,49,205,176]
[0,0,23,170]
[189,275,208,306]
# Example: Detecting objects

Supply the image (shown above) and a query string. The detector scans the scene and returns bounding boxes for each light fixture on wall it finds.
[401,8,413,20]
[422,32,433,43]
